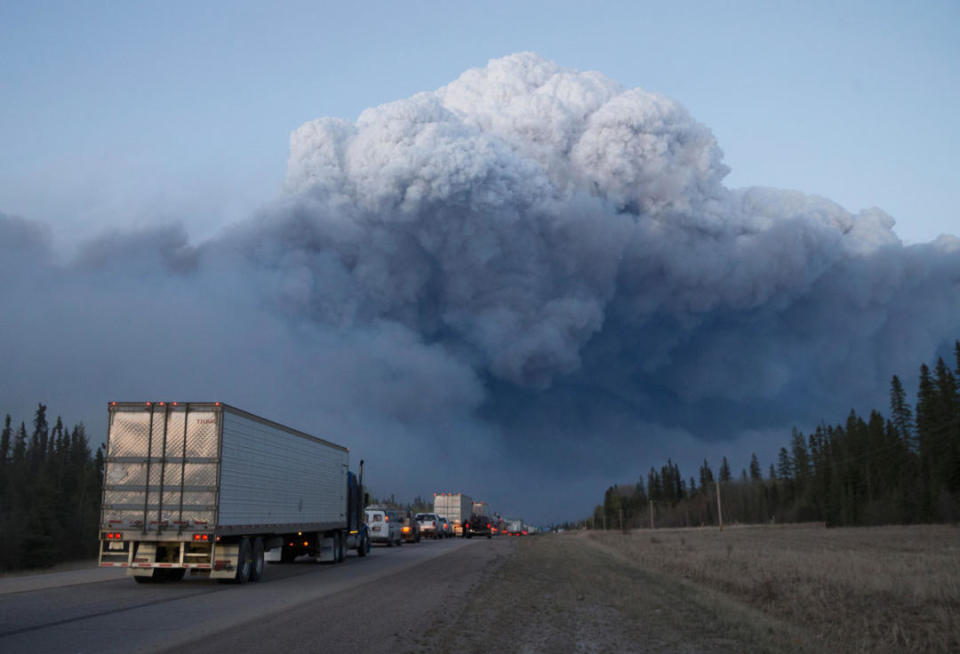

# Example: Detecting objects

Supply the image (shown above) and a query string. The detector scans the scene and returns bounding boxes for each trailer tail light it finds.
[303,541,309,547]
[486,523,491,529]
[193,533,210,542]
[402,526,411,533]
[104,532,122,540]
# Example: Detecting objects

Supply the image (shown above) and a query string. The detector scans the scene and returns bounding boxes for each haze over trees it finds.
[595,341,960,530]
[0,404,103,570]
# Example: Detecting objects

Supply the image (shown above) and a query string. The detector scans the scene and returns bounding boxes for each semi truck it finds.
[98,401,370,584]
[433,492,473,536]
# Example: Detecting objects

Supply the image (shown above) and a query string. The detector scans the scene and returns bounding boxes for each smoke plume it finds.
[2,54,958,523]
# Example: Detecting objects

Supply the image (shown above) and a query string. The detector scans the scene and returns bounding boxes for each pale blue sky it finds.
[1,0,957,247]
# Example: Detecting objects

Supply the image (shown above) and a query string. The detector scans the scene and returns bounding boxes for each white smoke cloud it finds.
[2,54,959,524]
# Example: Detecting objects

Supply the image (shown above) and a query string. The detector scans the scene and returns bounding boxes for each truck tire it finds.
[166,568,186,581]
[357,532,369,557]
[249,538,265,582]
[224,537,252,584]
[338,533,346,562]
[329,532,342,564]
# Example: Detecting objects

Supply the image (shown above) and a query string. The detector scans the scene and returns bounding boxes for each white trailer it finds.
[433,492,473,536]
[99,402,369,584]
[505,519,524,535]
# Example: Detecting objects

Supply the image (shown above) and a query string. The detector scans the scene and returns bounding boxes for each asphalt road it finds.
[0,536,514,654]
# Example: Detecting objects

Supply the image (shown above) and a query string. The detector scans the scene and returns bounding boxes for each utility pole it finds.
[715,479,724,531]
[649,499,654,529]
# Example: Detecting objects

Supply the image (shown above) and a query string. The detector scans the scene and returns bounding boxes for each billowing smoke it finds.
[2,54,959,523]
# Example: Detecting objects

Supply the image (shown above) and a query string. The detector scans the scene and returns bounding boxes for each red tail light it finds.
[193,533,210,541]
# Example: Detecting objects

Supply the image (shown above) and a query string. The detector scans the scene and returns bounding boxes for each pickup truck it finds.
[464,514,492,539]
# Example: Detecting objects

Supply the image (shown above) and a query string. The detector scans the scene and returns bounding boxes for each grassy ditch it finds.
[414,534,805,654]
[588,523,960,653]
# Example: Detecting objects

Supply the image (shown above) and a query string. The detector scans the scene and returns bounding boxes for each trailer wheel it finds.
[357,532,369,557]
[166,568,186,581]
[337,533,346,563]
[225,537,252,584]
[249,538,265,582]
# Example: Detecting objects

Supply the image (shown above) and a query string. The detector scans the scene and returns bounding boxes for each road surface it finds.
[0,537,512,654]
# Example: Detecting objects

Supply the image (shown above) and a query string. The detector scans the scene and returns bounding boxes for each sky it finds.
[1,1,959,524]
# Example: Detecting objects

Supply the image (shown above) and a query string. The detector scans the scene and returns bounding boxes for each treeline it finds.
[593,341,960,529]
[0,404,103,570]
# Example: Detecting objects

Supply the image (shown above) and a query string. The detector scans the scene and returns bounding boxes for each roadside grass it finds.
[587,523,960,653]
[415,535,806,654]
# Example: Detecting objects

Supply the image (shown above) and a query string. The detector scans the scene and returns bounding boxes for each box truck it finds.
[433,492,473,536]
[98,402,369,584]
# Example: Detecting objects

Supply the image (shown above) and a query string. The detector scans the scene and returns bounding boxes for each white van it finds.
[365,508,403,546]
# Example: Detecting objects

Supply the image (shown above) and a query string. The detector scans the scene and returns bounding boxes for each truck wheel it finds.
[357,533,369,557]
[226,538,252,584]
[386,537,393,547]
[166,568,186,581]
[249,538,265,582]
[330,533,342,564]
[338,533,346,562]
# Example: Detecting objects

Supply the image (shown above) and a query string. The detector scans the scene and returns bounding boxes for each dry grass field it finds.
[588,523,960,653]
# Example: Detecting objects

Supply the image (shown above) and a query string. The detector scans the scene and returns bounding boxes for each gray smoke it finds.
[2,54,959,523]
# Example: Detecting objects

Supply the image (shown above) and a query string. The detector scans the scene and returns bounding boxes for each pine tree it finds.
[12,422,26,463]
[0,415,10,465]
[776,447,793,480]
[749,453,762,481]
[890,374,915,449]
[699,459,714,487]
[719,457,732,482]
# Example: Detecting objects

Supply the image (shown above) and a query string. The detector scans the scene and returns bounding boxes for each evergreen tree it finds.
[699,459,714,487]
[12,422,26,463]
[749,453,762,481]
[776,447,792,480]
[890,374,915,448]
[0,415,10,465]
[719,457,732,482]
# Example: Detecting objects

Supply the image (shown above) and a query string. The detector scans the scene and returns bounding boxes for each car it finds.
[365,507,403,547]
[401,511,421,543]
[437,516,452,538]
[415,512,445,539]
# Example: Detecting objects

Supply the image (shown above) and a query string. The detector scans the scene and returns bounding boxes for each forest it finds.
[0,405,103,570]
[593,341,960,530]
